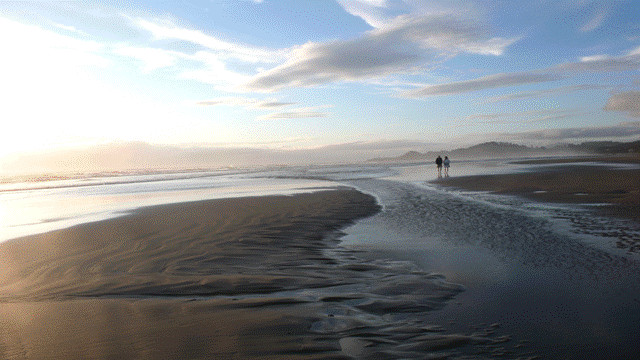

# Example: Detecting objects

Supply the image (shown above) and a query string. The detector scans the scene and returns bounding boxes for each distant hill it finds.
[369,140,640,163]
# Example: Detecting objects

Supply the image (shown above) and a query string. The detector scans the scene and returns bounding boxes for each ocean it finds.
[0,159,531,243]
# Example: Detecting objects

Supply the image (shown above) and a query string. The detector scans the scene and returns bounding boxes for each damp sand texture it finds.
[0,189,488,359]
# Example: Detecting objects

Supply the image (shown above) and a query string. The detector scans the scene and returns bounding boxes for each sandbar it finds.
[433,158,640,223]
[0,188,497,359]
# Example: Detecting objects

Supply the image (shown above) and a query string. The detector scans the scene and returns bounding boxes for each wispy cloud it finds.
[336,0,390,28]
[579,2,613,32]
[195,97,327,120]
[113,46,180,72]
[558,49,640,72]
[404,72,561,97]
[516,121,640,141]
[460,109,580,126]
[604,91,640,118]
[196,97,295,109]
[51,22,89,37]
[484,84,608,103]
[258,106,331,120]
[404,46,640,98]
[118,17,286,88]
[131,17,282,63]
[245,11,518,92]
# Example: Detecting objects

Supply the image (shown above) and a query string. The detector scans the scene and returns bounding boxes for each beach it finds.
[1,161,640,359]
[432,157,640,247]
[0,189,376,359]
[0,187,513,359]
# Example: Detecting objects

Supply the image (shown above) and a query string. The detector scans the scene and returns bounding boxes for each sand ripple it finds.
[0,189,521,359]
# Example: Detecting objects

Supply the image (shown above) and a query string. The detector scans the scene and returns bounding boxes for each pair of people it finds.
[435,155,450,177]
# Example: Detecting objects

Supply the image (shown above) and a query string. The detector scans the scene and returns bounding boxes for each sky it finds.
[1,0,639,167]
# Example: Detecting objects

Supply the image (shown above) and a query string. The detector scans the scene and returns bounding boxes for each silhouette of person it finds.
[435,155,443,177]
[443,156,450,177]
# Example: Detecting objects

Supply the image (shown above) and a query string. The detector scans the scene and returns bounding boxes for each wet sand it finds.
[341,168,640,359]
[0,189,506,359]
[433,158,640,223]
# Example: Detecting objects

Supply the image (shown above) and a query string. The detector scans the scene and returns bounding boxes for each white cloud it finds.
[559,51,640,72]
[196,97,295,109]
[51,22,89,36]
[484,84,608,103]
[0,17,106,68]
[177,51,252,88]
[122,17,290,89]
[605,91,640,118]
[245,11,517,92]
[403,72,561,97]
[336,0,390,28]
[627,45,640,57]
[404,46,640,98]
[132,17,282,63]
[114,46,180,72]
[258,106,331,120]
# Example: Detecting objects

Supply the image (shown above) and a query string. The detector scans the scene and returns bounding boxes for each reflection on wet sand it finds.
[0,189,519,359]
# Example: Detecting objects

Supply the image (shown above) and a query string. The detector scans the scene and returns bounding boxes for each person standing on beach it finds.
[435,155,443,177]
[443,156,450,177]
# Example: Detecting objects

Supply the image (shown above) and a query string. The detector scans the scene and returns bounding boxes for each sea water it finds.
[0,168,340,242]
[0,160,504,243]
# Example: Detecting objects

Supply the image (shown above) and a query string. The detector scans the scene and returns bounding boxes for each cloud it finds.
[580,8,608,32]
[196,97,295,109]
[51,22,89,37]
[558,50,640,72]
[604,91,640,118]
[121,17,291,88]
[517,122,640,141]
[0,17,106,66]
[245,11,517,92]
[403,72,561,97]
[114,46,180,72]
[578,2,614,32]
[404,46,640,98]
[132,17,282,63]
[177,51,252,87]
[195,97,327,120]
[314,139,431,152]
[258,106,331,120]
[336,0,390,28]
[460,109,580,125]
[484,84,608,103]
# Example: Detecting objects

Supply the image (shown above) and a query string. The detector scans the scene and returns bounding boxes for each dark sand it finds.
[0,189,504,359]
[433,158,640,223]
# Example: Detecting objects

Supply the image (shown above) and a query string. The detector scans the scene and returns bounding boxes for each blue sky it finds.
[1,0,639,163]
